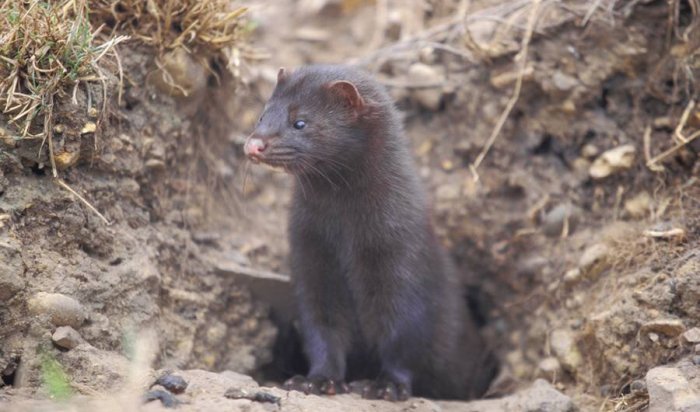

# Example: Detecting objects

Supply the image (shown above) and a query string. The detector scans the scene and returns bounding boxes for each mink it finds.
[244,65,497,401]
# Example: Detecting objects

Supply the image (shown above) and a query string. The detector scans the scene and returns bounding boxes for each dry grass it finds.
[0,0,249,156]
[0,0,126,174]
[90,0,250,75]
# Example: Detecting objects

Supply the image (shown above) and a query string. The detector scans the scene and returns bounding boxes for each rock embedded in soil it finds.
[542,203,579,237]
[550,329,583,373]
[224,387,281,404]
[155,374,188,394]
[577,243,610,279]
[551,70,580,91]
[562,268,582,285]
[646,364,700,412]
[407,63,445,111]
[51,326,83,350]
[589,144,636,179]
[641,319,685,338]
[447,379,576,412]
[674,254,700,319]
[537,357,562,380]
[27,292,86,328]
[684,328,700,344]
[0,237,25,300]
[624,191,652,219]
[144,389,182,408]
[581,144,599,159]
[630,379,647,394]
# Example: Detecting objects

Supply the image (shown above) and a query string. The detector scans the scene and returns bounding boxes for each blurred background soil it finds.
[0,0,699,411]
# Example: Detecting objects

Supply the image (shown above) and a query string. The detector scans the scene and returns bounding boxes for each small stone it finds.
[407,63,444,111]
[630,379,647,394]
[552,71,579,91]
[28,292,86,328]
[224,388,280,404]
[646,366,700,412]
[80,122,97,134]
[581,144,599,159]
[88,107,99,118]
[55,151,80,170]
[53,124,65,134]
[542,203,579,237]
[252,392,281,404]
[589,144,636,179]
[0,240,24,300]
[224,387,249,399]
[517,380,575,412]
[143,389,181,408]
[563,268,582,285]
[145,159,166,170]
[561,100,576,114]
[649,332,660,343]
[682,327,700,344]
[578,243,610,279]
[624,191,652,219]
[641,319,685,337]
[550,329,583,373]
[538,357,561,379]
[52,326,83,350]
[155,374,188,394]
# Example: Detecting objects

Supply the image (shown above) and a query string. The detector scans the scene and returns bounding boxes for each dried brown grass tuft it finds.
[90,0,250,75]
[0,0,126,173]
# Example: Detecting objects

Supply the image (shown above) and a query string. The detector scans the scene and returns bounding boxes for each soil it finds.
[1,1,699,411]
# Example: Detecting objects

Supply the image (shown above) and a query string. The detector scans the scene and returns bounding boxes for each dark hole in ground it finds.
[30,164,46,176]
[2,362,17,387]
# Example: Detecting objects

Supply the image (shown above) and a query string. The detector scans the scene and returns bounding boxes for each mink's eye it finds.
[293,120,306,130]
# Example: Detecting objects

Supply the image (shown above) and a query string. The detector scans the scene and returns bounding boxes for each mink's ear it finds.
[325,80,365,111]
[277,67,288,84]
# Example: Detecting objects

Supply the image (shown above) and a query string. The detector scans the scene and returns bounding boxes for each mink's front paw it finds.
[349,379,411,401]
[284,375,349,396]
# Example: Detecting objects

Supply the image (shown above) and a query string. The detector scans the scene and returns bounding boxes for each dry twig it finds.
[55,178,112,225]
[469,0,542,182]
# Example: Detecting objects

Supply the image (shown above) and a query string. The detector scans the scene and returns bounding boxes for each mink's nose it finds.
[244,137,268,158]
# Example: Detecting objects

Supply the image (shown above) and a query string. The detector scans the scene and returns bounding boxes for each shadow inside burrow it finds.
[251,280,501,400]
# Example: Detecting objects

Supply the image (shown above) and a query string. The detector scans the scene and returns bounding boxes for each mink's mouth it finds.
[247,150,299,173]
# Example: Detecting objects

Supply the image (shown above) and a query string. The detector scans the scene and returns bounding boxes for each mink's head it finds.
[244,65,396,177]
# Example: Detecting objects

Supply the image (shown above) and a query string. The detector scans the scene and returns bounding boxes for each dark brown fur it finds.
[245,65,497,400]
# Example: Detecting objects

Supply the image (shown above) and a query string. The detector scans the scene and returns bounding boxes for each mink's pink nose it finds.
[244,137,268,158]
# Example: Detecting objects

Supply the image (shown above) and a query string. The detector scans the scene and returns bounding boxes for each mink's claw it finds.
[284,375,348,396]
[349,379,410,402]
